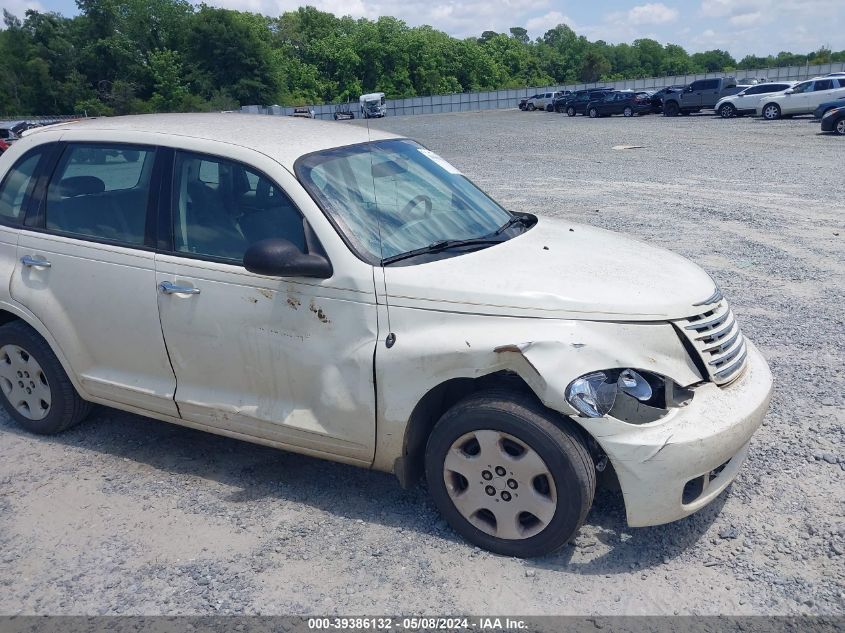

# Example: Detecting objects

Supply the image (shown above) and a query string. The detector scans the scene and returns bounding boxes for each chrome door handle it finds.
[20,256,51,269]
[159,281,200,295]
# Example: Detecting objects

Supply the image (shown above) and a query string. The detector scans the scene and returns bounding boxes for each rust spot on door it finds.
[309,299,330,324]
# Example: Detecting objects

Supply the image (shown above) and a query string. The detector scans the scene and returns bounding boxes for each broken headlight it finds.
[565,369,691,423]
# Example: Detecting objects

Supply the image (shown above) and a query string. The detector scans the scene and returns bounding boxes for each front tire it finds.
[835,118,845,135]
[566,106,576,117]
[588,107,598,118]
[425,390,595,558]
[623,106,633,117]
[663,101,679,117]
[719,103,736,118]
[762,103,781,120]
[0,321,91,435]
[527,104,535,111]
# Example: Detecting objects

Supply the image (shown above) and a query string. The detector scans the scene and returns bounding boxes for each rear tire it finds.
[0,321,91,435]
[425,390,595,558]
[762,103,781,120]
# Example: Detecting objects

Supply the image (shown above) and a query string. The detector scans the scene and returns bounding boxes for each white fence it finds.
[242,61,845,120]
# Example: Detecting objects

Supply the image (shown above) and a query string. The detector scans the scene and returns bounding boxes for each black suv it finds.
[558,88,614,115]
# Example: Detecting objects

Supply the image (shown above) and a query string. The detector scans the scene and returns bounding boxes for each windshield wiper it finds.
[382,237,504,265]
[494,214,533,235]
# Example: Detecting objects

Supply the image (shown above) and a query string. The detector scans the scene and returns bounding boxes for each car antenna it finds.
[364,110,395,348]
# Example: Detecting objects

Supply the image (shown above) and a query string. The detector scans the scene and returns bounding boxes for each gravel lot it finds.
[0,109,843,617]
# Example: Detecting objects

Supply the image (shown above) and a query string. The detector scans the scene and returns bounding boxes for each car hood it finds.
[381,217,717,321]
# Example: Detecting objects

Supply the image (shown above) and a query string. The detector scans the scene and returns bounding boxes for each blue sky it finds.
[5,0,844,58]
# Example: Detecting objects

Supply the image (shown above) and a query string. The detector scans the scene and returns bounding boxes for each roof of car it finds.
[25,113,400,169]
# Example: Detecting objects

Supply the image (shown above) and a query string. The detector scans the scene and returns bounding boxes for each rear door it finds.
[808,79,837,110]
[701,79,721,107]
[11,141,179,415]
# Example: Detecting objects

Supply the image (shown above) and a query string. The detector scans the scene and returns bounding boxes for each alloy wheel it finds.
[442,430,557,540]
[764,105,779,120]
[0,344,51,421]
[836,119,845,135]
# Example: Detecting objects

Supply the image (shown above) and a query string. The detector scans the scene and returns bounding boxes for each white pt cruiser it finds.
[0,114,772,557]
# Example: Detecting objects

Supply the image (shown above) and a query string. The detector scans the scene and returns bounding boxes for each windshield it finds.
[296,139,514,263]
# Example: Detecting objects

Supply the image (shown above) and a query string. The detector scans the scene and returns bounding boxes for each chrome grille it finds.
[675,297,748,386]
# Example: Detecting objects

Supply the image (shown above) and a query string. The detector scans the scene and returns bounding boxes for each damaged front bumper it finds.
[576,339,773,527]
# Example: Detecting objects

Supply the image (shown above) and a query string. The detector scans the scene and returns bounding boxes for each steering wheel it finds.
[400,194,432,217]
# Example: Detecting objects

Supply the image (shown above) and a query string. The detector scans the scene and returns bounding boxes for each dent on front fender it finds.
[371,306,703,473]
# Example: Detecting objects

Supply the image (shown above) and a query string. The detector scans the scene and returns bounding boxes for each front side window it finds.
[45,144,154,245]
[171,151,305,262]
[0,149,45,224]
[297,140,515,263]
[791,82,812,94]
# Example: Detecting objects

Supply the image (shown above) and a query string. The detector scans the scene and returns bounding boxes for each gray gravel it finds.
[1,109,843,616]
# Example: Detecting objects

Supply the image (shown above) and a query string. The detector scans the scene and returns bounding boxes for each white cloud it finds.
[207,0,551,37]
[625,3,679,25]
[526,11,574,36]
[0,0,45,21]
[728,11,763,27]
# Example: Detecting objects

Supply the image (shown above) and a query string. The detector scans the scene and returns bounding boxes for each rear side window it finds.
[0,149,46,225]
[813,80,833,91]
[171,151,305,263]
[45,144,155,245]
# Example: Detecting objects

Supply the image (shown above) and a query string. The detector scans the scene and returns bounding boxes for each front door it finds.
[154,150,378,463]
[10,142,179,415]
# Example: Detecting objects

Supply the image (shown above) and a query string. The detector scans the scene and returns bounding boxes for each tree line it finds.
[1,0,842,116]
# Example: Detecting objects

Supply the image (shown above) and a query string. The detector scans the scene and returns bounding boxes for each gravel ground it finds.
[0,109,843,617]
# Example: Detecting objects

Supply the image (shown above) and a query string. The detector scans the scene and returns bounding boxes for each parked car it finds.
[649,86,684,114]
[585,91,652,118]
[714,82,796,118]
[0,114,772,558]
[820,104,845,135]
[0,121,28,145]
[333,103,355,120]
[526,91,561,112]
[291,107,315,119]
[662,78,746,116]
[518,94,540,110]
[0,140,8,156]
[561,88,615,116]
[813,97,845,119]
[547,90,572,112]
[757,76,845,120]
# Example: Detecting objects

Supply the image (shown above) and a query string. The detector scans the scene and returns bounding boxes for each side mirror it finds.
[784,88,794,94]
[243,238,332,279]
[685,86,693,92]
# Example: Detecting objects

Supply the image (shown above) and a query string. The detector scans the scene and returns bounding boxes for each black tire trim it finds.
[424,389,595,558]
[0,321,91,434]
